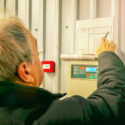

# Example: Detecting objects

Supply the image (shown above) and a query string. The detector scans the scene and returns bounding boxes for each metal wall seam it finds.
[54,0,62,92]
[42,0,46,61]
[6,0,16,16]
[57,0,62,92]
[15,0,18,16]
[29,0,32,31]
[0,0,4,17]
[18,0,30,29]
[4,0,6,14]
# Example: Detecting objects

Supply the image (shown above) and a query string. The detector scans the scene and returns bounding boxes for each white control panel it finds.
[76,17,114,55]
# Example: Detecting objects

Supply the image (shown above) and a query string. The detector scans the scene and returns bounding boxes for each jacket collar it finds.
[0,81,65,107]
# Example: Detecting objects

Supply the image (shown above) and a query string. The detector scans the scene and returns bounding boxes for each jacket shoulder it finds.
[33,96,85,125]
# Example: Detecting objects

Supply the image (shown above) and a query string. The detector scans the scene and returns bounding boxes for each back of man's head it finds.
[0,17,32,82]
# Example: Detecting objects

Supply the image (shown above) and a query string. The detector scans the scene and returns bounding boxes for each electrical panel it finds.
[67,61,98,98]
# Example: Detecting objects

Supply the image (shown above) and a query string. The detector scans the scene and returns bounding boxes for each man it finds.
[0,17,125,125]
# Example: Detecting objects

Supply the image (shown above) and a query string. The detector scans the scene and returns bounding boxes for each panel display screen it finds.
[86,67,97,72]
[72,65,98,79]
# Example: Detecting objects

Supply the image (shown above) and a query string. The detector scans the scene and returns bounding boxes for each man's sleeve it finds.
[97,51,125,89]
[87,51,125,124]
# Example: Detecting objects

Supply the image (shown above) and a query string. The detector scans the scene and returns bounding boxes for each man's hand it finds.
[96,37,116,57]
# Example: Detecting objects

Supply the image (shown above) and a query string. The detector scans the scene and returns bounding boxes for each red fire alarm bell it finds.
[42,61,55,72]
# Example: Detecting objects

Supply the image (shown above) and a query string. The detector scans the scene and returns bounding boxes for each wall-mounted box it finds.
[42,61,55,72]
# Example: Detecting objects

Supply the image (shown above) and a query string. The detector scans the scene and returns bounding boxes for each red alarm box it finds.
[42,61,55,72]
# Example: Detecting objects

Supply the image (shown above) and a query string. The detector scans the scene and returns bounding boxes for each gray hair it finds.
[0,17,32,82]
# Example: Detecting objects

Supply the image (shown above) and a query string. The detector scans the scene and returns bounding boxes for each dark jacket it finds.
[0,51,125,125]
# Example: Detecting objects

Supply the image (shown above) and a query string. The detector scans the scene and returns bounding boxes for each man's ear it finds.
[17,62,34,83]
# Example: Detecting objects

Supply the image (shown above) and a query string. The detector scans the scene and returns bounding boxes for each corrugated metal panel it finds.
[6,0,16,16]
[0,0,4,18]
[44,0,61,92]
[18,0,30,29]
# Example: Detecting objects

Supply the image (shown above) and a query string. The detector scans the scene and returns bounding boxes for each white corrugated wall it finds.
[0,0,124,93]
